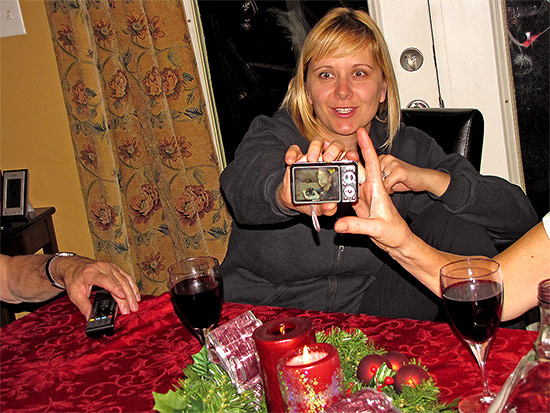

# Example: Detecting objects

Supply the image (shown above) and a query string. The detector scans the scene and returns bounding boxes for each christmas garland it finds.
[153,328,458,412]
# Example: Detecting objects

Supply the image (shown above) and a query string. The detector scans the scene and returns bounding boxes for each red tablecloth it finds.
[0,293,536,412]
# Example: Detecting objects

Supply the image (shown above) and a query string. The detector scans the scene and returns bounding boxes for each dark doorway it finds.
[506,0,549,220]
[197,0,369,164]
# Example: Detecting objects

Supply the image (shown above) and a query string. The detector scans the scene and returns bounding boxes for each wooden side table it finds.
[1,207,59,326]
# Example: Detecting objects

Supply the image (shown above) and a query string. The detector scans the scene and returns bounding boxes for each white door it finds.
[368,0,524,188]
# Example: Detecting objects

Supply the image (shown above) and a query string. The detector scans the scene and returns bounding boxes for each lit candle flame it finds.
[280,324,286,335]
[303,345,310,364]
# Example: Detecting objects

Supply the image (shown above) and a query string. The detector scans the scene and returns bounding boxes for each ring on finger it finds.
[381,171,389,181]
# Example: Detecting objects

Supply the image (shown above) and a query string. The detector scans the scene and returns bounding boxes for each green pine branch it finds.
[153,328,457,412]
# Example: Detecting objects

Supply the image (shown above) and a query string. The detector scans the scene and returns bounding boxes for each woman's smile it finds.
[332,107,357,117]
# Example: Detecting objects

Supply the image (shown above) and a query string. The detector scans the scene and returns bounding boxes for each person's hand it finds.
[278,137,356,217]
[334,128,415,252]
[378,154,450,197]
[59,257,141,318]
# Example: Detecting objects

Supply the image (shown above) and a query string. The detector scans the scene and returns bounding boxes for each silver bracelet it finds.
[45,252,76,290]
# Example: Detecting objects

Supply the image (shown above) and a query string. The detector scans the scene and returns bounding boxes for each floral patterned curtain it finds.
[44,0,231,295]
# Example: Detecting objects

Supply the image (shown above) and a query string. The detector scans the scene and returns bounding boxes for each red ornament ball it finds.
[393,364,430,393]
[384,351,409,371]
[357,354,391,384]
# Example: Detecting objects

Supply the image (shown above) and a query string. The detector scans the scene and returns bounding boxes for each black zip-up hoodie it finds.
[219,110,537,314]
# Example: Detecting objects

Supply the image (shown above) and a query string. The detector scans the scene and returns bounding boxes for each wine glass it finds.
[440,258,503,413]
[168,256,224,346]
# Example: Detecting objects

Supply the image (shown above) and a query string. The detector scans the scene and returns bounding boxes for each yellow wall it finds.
[1,0,94,257]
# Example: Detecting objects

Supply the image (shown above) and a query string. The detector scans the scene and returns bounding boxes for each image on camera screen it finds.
[292,165,341,203]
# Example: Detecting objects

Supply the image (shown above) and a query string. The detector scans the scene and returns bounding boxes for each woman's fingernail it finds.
[335,222,347,231]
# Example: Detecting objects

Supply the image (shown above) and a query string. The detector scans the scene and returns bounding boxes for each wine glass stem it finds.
[471,341,493,398]
[195,329,206,346]
[196,328,212,348]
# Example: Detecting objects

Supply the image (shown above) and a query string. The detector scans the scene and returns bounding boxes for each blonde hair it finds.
[281,7,401,149]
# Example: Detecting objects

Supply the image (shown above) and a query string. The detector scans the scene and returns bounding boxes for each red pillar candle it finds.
[253,317,316,413]
[277,343,344,412]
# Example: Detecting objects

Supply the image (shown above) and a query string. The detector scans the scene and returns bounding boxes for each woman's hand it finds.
[334,128,415,252]
[335,128,455,299]
[378,155,450,197]
[277,137,356,217]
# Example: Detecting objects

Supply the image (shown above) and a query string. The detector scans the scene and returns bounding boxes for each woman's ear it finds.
[379,79,388,104]
[306,87,313,105]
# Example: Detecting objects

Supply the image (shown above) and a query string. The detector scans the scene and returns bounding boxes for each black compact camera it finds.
[290,161,358,204]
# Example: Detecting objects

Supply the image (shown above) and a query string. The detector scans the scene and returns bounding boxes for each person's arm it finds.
[378,153,451,197]
[0,254,140,318]
[386,221,549,321]
[388,126,538,244]
[334,128,547,321]
[495,221,550,321]
[220,113,298,225]
[1,254,55,303]
[220,111,352,224]
[334,128,456,296]
[375,220,550,321]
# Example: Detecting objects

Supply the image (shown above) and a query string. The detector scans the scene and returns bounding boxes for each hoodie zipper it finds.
[330,245,345,299]
[336,245,345,267]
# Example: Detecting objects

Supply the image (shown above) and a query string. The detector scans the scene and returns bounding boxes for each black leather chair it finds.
[402,108,484,171]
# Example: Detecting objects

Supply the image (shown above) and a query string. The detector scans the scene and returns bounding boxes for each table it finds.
[0,207,58,256]
[0,207,58,326]
[0,293,536,412]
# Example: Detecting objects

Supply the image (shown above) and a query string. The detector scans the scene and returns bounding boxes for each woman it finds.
[219,8,537,319]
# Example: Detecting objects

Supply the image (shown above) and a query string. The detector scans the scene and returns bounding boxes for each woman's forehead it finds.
[309,45,376,67]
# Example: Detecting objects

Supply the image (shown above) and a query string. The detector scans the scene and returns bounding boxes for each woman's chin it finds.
[332,127,360,139]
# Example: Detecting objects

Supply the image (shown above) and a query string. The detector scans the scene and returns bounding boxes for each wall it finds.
[0,0,94,257]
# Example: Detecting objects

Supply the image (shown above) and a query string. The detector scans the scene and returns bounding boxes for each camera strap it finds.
[311,205,321,232]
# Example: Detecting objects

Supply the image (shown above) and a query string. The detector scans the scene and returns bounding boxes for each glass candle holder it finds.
[252,317,316,413]
[207,310,263,395]
[277,342,344,412]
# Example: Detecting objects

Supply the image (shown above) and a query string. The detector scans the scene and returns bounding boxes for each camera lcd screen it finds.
[292,164,341,203]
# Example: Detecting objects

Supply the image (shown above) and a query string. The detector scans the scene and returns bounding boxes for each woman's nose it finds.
[335,79,352,99]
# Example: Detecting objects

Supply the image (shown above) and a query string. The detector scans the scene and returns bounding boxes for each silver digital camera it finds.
[290,161,358,204]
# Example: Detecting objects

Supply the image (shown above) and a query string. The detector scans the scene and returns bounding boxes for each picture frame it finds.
[2,169,29,218]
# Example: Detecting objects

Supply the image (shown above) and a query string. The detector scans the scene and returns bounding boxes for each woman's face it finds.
[305,46,387,144]
[317,169,332,188]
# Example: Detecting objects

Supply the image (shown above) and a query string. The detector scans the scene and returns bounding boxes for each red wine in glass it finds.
[440,258,503,413]
[442,279,502,343]
[168,257,224,345]
[171,277,223,331]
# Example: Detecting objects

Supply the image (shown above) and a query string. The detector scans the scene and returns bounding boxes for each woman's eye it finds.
[354,70,367,78]
[319,71,334,79]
